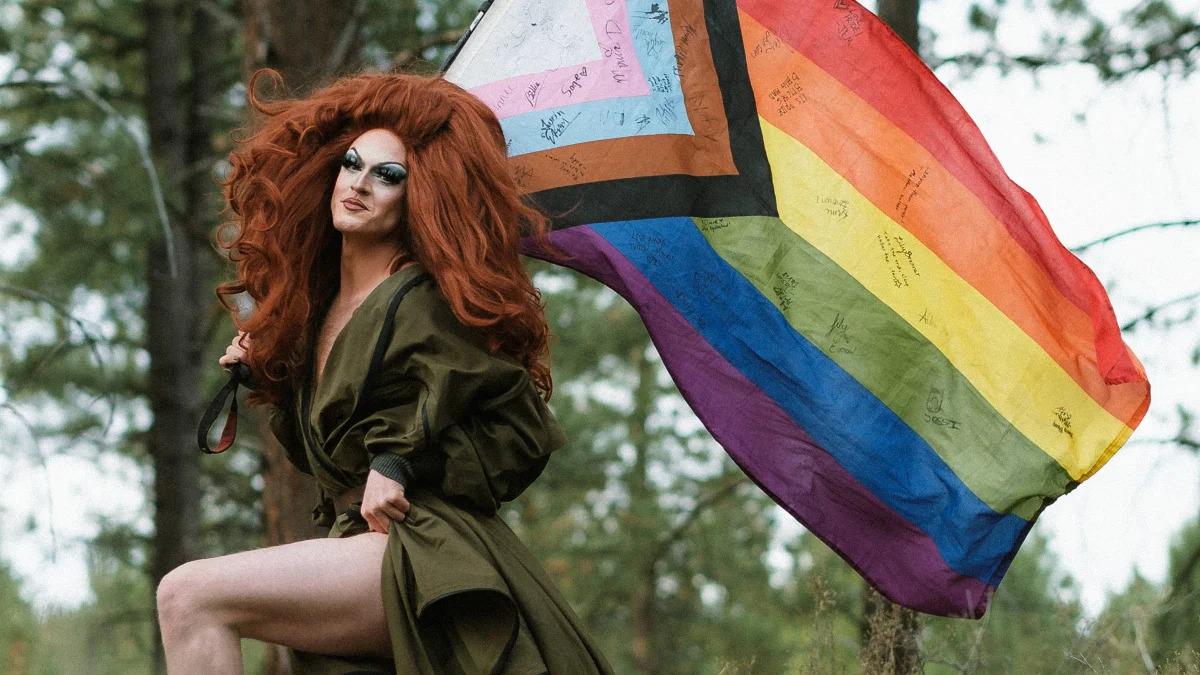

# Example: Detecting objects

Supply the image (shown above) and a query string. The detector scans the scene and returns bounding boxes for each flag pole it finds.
[441,0,496,74]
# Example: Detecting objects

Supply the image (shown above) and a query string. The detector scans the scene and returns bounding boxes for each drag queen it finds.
[156,71,612,674]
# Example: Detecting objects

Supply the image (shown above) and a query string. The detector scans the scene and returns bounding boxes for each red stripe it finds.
[737,0,1143,384]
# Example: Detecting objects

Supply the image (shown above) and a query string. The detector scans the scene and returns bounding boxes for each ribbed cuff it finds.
[370,452,414,488]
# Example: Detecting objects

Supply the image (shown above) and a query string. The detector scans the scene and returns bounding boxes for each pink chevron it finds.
[468,0,652,119]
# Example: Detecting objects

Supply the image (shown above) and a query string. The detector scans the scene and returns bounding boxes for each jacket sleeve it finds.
[353,283,564,513]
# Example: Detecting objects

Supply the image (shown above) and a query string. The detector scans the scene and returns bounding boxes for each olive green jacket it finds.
[268,264,611,674]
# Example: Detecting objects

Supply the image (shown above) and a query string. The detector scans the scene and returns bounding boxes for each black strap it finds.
[361,273,432,396]
[197,363,252,454]
[199,271,432,457]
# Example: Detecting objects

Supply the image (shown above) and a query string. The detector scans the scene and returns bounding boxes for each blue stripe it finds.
[501,0,694,156]
[592,216,1027,585]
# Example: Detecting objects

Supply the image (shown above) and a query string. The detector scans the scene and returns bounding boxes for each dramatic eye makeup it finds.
[373,163,407,185]
[341,147,408,185]
[340,148,363,171]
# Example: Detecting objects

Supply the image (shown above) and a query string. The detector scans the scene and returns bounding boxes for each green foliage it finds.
[28,552,155,675]
[0,554,38,675]
[1155,519,1200,664]
[923,533,1085,673]
[360,0,478,71]
[968,4,1000,34]
[945,0,1199,80]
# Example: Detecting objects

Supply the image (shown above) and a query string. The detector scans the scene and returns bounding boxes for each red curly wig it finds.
[216,70,553,408]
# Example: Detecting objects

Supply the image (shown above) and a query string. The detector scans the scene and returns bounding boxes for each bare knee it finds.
[157,561,224,638]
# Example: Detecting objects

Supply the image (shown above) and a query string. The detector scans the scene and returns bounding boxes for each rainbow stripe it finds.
[446,0,1150,617]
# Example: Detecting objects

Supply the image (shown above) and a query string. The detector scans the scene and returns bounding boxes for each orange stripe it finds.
[738,11,1147,427]
[741,0,1143,387]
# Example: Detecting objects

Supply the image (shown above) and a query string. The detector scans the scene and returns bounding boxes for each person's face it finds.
[330,128,409,238]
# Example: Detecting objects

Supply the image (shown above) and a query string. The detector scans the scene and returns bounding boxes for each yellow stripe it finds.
[760,119,1133,480]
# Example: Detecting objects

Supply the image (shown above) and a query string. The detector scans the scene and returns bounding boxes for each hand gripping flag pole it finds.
[442,1,495,73]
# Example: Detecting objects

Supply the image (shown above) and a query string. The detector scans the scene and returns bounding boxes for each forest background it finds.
[0,0,1197,673]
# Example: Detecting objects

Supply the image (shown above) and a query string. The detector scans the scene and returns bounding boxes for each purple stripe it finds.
[530,226,994,617]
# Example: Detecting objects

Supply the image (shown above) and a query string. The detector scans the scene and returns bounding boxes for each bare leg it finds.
[157,531,391,674]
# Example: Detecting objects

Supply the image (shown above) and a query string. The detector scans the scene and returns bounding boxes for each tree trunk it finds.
[240,0,370,562]
[243,0,370,94]
[144,0,219,670]
[241,3,394,671]
[858,3,923,674]
[627,343,659,674]
[877,0,921,55]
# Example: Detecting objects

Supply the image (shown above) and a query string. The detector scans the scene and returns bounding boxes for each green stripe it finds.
[696,215,1071,520]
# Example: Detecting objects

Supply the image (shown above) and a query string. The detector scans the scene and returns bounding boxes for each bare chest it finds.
[314,303,359,385]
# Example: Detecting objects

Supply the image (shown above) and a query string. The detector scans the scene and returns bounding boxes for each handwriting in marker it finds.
[773,270,798,312]
[539,110,581,145]
[769,72,809,117]
[560,66,588,98]
[628,231,674,270]
[895,165,930,222]
[525,81,542,108]
[655,100,679,125]
[603,40,631,83]
[836,5,864,44]
[924,413,962,430]
[640,3,669,25]
[926,387,944,413]
[673,21,699,78]
[512,163,533,189]
[634,26,666,58]
[816,196,849,220]
[494,84,516,111]
[876,231,921,289]
[753,31,782,58]
[826,312,856,354]
[1052,406,1074,438]
[547,152,587,181]
[648,74,672,93]
[924,388,962,429]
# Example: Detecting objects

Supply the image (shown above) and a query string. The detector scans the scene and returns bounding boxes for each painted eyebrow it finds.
[347,146,407,168]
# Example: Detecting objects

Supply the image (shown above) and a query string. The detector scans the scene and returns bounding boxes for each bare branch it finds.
[0,78,179,277]
[0,282,119,435]
[1121,290,1200,332]
[326,0,367,75]
[1130,608,1156,673]
[1128,436,1200,451]
[391,30,466,71]
[0,402,61,559]
[932,18,1200,81]
[197,0,240,29]
[1072,219,1200,253]
[647,474,747,570]
[0,134,35,154]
